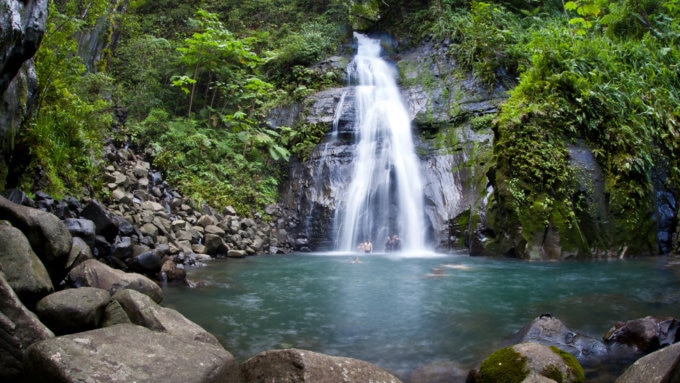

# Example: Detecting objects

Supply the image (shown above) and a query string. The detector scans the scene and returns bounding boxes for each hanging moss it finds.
[478,346,529,383]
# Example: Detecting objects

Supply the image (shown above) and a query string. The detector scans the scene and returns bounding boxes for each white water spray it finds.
[335,33,427,253]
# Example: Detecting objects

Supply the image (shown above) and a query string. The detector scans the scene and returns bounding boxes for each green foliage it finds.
[479,346,529,383]
[417,1,523,87]
[280,122,328,161]
[488,2,678,255]
[15,0,113,197]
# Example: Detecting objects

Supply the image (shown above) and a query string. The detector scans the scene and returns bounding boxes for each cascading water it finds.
[335,33,427,253]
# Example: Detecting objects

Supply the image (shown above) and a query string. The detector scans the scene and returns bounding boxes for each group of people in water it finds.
[355,234,402,254]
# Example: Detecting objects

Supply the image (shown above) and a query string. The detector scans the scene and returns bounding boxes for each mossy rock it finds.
[478,346,529,383]
[478,343,585,383]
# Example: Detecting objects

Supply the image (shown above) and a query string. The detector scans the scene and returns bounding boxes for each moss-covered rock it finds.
[478,342,585,383]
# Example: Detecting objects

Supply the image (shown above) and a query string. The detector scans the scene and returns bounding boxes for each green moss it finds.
[479,346,529,383]
[542,364,564,382]
[549,346,585,383]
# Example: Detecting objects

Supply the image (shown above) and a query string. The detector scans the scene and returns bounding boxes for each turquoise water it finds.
[162,252,680,379]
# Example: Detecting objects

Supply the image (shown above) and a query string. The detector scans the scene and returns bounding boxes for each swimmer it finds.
[351,256,361,264]
[441,264,471,270]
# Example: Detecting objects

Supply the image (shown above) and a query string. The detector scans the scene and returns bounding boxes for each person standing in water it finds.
[392,235,401,251]
[364,240,373,253]
[384,235,393,252]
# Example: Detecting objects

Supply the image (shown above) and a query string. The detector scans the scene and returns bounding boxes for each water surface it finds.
[162,253,680,379]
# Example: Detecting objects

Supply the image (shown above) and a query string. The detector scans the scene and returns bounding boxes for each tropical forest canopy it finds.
[6,0,679,242]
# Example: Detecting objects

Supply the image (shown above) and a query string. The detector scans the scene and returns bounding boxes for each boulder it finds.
[160,259,186,282]
[62,218,96,247]
[128,250,163,275]
[615,341,680,383]
[64,236,94,271]
[205,233,228,255]
[66,259,163,303]
[0,222,53,308]
[34,287,110,335]
[476,342,585,383]
[604,316,680,354]
[112,289,220,347]
[511,315,607,362]
[0,271,54,382]
[100,299,131,327]
[79,200,118,242]
[23,324,238,383]
[239,348,403,383]
[0,196,72,279]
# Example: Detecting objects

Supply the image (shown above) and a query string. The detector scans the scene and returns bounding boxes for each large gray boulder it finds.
[23,323,238,383]
[510,315,607,362]
[66,259,163,303]
[0,195,72,282]
[475,342,585,383]
[0,222,53,308]
[112,288,221,347]
[239,348,403,383]
[0,271,54,382]
[34,287,111,335]
[604,316,680,355]
[615,341,680,383]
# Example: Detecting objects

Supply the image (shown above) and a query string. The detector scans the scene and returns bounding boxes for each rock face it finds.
[0,0,47,139]
[277,40,503,251]
[23,323,239,383]
[239,348,403,383]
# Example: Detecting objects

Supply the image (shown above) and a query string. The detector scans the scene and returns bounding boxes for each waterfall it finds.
[335,33,427,253]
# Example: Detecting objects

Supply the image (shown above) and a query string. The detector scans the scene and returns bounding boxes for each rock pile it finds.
[6,143,300,286]
[0,192,402,382]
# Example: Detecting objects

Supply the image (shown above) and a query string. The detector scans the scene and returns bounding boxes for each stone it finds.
[111,189,132,205]
[0,222,54,308]
[128,250,163,275]
[0,271,54,382]
[0,196,72,277]
[79,200,118,242]
[205,224,225,236]
[227,249,247,258]
[204,233,228,255]
[510,315,607,362]
[23,324,238,383]
[111,236,133,260]
[477,342,584,383]
[239,348,403,383]
[604,316,680,354]
[101,299,131,327]
[160,260,186,282]
[34,287,111,335]
[66,259,163,303]
[615,341,680,383]
[139,222,159,239]
[62,218,96,247]
[197,214,216,228]
[112,289,220,346]
[65,236,94,271]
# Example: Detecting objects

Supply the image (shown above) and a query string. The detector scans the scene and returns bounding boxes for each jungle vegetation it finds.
[4,0,679,252]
